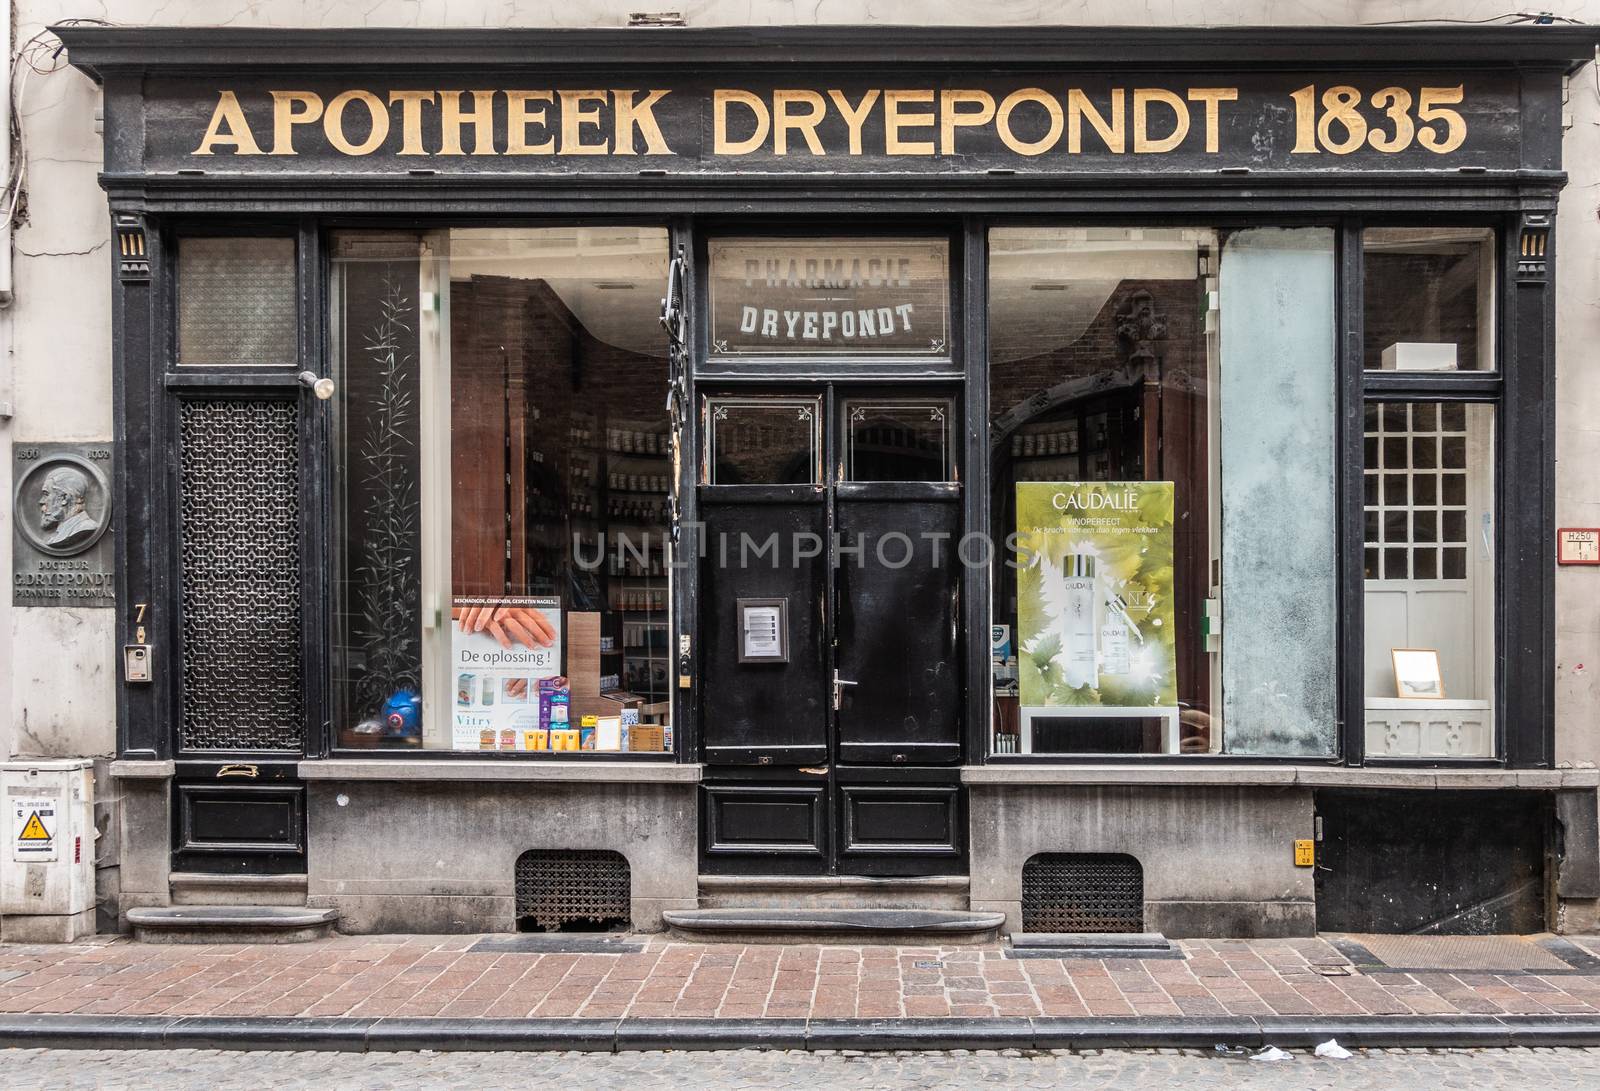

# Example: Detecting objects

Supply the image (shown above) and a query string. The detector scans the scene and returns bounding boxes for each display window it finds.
[1363,227,1496,372]
[988,226,1339,757]
[177,216,1509,765]
[1362,401,1496,758]
[1360,226,1500,759]
[328,227,675,754]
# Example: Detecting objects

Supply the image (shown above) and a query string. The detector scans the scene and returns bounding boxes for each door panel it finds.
[698,487,829,765]
[171,764,306,875]
[696,388,966,877]
[703,778,829,875]
[834,767,965,876]
[834,486,962,764]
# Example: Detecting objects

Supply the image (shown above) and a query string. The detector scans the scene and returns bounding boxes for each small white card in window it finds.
[738,598,788,663]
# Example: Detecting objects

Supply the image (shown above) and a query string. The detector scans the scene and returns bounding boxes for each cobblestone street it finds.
[4,1045,1599,1089]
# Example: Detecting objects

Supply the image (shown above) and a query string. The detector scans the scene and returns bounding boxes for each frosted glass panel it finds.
[1219,228,1337,756]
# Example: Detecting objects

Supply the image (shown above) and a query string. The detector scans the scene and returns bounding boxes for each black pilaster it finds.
[111,212,166,760]
[1505,211,1555,768]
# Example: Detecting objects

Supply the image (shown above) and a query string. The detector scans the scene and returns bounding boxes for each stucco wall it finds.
[4,0,1599,766]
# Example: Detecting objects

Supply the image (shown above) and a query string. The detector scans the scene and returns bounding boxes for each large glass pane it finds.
[1364,401,1496,758]
[176,237,298,365]
[989,227,1218,755]
[703,397,822,484]
[1218,228,1338,757]
[331,227,674,753]
[1364,227,1496,372]
[844,399,953,482]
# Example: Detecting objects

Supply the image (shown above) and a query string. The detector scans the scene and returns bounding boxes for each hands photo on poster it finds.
[451,596,563,750]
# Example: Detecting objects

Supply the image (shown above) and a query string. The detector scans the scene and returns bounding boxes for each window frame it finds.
[170,229,304,370]
[136,212,1550,770]
[321,220,685,762]
[975,214,1537,768]
[1345,216,1514,768]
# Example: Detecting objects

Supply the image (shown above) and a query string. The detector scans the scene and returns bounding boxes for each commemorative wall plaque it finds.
[12,442,114,607]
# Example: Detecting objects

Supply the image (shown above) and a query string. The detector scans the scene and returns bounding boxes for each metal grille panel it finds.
[1022,853,1144,933]
[177,237,298,364]
[515,850,631,931]
[178,399,303,751]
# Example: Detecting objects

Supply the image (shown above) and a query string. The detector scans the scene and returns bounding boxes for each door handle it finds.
[832,669,857,711]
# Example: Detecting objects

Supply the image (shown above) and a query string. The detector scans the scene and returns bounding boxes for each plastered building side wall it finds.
[4,0,1598,766]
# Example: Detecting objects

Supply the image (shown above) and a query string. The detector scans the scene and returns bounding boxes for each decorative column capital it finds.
[1517,214,1551,282]
[115,214,149,282]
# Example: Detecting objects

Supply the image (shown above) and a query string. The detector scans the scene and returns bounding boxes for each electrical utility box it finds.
[1,761,96,942]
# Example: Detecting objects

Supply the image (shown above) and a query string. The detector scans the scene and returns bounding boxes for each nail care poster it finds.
[451,595,563,750]
[1015,482,1177,709]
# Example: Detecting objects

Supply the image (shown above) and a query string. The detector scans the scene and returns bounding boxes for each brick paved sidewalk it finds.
[4,934,1600,1023]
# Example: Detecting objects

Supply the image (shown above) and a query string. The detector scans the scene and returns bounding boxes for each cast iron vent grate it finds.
[1022,852,1144,933]
[177,398,303,752]
[515,850,630,932]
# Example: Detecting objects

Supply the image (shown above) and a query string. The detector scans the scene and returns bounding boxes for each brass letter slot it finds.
[217,764,260,779]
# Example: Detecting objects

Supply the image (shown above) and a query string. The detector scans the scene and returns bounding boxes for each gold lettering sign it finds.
[190,84,1471,159]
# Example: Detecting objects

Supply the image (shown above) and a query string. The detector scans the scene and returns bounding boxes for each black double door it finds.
[697,388,965,877]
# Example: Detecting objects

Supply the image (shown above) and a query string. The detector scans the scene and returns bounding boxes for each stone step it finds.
[1011,932,1172,950]
[698,874,969,911]
[125,905,339,944]
[1008,931,1179,959]
[169,872,308,907]
[663,907,1005,944]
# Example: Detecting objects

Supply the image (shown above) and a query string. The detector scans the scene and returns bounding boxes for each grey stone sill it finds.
[298,759,702,783]
[108,760,175,779]
[961,764,1600,789]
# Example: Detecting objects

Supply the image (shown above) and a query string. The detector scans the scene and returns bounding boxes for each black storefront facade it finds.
[63,24,1600,939]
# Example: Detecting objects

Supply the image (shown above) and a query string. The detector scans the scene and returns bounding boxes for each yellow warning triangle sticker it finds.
[18,812,50,840]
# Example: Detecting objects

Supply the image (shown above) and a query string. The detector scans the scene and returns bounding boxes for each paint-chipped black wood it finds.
[702,778,830,875]
[669,215,697,765]
[1337,222,1364,765]
[1315,788,1550,933]
[1507,212,1556,769]
[696,487,830,766]
[299,219,332,759]
[123,73,1530,178]
[112,214,163,760]
[833,488,961,765]
[834,765,965,877]
[171,769,306,875]
[54,24,1600,77]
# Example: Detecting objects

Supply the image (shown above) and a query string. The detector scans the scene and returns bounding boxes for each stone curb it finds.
[4,1014,1600,1052]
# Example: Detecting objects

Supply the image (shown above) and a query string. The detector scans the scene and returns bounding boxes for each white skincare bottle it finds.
[1060,553,1099,690]
[1101,591,1131,676]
